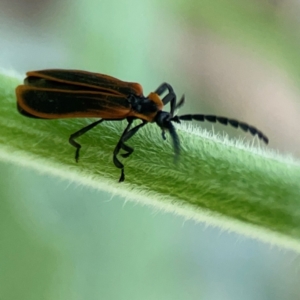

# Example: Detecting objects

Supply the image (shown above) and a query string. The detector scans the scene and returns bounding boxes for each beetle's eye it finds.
[164,114,173,124]
[171,116,181,124]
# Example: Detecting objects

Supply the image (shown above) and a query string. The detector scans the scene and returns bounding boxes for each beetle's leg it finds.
[154,83,179,116]
[154,83,176,107]
[119,120,148,158]
[113,120,148,182]
[154,82,175,98]
[164,94,185,117]
[120,143,134,158]
[175,94,185,111]
[69,119,105,162]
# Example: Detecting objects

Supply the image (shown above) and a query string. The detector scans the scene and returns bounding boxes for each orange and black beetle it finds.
[16,69,268,182]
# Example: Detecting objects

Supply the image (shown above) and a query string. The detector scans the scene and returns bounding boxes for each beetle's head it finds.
[155,111,181,158]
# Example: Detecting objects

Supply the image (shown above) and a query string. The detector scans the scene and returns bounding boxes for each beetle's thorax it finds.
[128,92,164,122]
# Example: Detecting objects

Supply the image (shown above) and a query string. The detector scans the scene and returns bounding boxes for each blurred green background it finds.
[1,0,300,299]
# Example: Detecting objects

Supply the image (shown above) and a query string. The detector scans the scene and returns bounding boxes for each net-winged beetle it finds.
[16,69,268,182]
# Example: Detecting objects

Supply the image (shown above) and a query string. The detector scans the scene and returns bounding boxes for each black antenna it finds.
[176,114,268,144]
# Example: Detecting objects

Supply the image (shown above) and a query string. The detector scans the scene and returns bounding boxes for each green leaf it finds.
[1,70,300,251]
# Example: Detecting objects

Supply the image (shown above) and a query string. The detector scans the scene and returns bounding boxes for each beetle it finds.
[15,69,269,182]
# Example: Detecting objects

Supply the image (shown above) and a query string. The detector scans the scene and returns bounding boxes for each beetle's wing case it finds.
[16,85,132,119]
[26,69,144,96]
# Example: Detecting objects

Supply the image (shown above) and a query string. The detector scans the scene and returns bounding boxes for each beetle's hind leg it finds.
[69,119,105,162]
